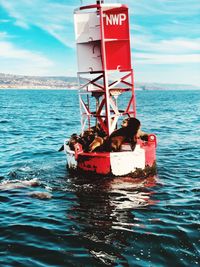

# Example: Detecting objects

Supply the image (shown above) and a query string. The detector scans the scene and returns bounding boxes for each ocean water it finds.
[0,89,199,267]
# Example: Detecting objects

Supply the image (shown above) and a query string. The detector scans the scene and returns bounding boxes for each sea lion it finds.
[88,136,105,152]
[106,117,141,152]
[27,191,52,200]
[0,178,39,191]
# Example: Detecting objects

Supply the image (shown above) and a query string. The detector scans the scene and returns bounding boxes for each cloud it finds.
[134,64,200,86]
[1,0,199,49]
[0,0,76,47]
[134,53,200,65]
[156,19,200,37]
[132,35,200,54]
[0,31,9,38]
[0,1,30,29]
[0,40,54,75]
[0,19,10,23]
[130,31,200,65]
[0,0,199,84]
[127,0,200,16]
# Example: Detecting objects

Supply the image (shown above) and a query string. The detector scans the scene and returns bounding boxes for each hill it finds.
[0,73,199,90]
[0,73,78,89]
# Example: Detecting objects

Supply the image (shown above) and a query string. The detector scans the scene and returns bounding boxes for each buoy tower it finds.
[64,1,157,176]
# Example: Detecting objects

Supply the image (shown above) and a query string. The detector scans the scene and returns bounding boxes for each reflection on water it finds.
[66,175,159,265]
[107,176,158,232]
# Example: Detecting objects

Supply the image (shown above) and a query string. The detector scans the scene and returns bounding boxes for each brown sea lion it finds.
[106,117,141,152]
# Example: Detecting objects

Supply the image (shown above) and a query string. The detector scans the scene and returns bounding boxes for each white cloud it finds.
[134,62,200,86]
[0,19,10,23]
[0,0,76,47]
[0,31,9,38]
[134,53,200,64]
[132,35,200,54]
[0,1,30,29]
[0,0,199,84]
[126,0,200,16]
[0,41,54,75]
[1,0,199,49]
[130,32,200,65]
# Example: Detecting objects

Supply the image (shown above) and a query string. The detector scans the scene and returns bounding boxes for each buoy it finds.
[63,1,157,177]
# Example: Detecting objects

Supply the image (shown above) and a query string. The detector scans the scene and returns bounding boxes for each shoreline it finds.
[0,87,199,91]
[0,87,78,90]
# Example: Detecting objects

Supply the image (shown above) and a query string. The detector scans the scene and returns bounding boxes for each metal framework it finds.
[74,2,136,135]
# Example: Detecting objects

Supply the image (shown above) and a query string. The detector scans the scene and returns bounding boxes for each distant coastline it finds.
[0,73,79,90]
[0,73,199,90]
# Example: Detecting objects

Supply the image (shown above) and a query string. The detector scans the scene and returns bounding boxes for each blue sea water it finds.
[0,89,199,267]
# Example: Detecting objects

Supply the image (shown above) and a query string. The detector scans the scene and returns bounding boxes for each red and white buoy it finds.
[64,1,157,176]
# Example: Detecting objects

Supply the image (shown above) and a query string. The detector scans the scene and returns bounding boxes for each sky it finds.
[0,0,199,86]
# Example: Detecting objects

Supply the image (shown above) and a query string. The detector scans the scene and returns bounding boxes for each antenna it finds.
[81,1,104,5]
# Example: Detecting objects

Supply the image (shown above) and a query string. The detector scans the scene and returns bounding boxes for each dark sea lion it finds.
[106,117,141,152]
[27,191,52,200]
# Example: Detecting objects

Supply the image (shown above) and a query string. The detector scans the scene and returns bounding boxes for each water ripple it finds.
[0,90,200,266]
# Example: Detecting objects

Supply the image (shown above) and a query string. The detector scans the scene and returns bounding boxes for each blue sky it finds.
[0,0,199,86]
